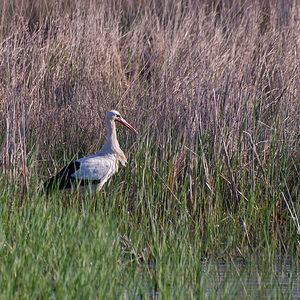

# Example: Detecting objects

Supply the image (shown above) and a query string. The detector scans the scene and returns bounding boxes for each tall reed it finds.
[0,0,299,256]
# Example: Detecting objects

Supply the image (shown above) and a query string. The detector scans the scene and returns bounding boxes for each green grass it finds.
[0,117,299,298]
[0,177,298,299]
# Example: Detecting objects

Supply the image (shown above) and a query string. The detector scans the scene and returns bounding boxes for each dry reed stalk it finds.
[0,1,298,210]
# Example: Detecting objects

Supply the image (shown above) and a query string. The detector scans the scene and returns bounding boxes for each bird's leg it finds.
[91,191,95,203]
[91,194,95,211]
[71,191,78,207]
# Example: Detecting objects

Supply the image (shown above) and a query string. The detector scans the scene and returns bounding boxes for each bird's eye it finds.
[116,114,120,118]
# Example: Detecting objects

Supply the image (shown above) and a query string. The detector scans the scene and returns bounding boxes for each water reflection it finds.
[124,257,300,299]
[202,257,299,299]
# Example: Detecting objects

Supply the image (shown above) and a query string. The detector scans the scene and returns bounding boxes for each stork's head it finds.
[106,110,138,134]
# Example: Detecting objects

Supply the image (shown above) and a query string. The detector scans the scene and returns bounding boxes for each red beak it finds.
[117,118,138,134]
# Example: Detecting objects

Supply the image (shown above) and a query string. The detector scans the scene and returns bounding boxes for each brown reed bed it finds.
[0,0,299,255]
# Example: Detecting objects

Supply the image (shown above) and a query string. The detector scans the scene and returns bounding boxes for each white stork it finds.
[44,110,138,193]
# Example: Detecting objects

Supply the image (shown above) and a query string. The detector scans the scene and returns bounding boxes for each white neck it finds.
[106,120,120,151]
[96,119,121,153]
[96,119,127,165]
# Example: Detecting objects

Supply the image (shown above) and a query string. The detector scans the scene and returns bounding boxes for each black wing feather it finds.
[44,160,102,193]
[44,161,81,192]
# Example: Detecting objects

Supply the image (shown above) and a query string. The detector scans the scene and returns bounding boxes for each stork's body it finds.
[44,110,137,192]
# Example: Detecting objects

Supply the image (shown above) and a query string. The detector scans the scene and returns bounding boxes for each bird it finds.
[44,110,138,193]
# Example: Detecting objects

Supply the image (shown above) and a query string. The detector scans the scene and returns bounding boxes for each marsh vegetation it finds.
[0,0,299,298]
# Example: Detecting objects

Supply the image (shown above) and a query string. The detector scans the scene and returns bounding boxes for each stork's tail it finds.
[42,161,80,194]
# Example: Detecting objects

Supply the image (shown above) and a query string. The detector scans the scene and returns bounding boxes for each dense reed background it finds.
[0,0,299,297]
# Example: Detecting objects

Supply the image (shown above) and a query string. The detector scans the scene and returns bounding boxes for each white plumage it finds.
[73,155,116,189]
[44,110,138,192]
